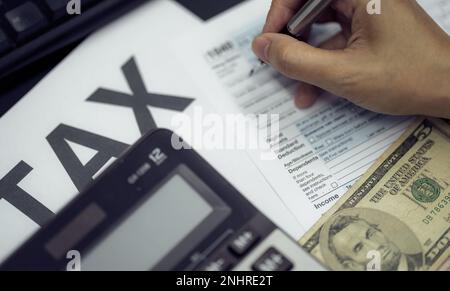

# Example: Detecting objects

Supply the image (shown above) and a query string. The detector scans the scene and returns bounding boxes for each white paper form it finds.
[0,0,305,263]
[418,0,450,34]
[172,0,450,229]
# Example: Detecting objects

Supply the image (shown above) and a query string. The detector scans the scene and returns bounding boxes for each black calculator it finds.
[1,129,325,271]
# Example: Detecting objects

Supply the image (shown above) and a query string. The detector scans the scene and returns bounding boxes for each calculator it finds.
[1,129,325,271]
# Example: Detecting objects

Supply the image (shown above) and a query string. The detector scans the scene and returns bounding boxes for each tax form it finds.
[172,0,450,229]
[418,0,450,33]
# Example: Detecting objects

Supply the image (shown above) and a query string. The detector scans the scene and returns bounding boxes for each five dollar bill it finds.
[300,118,450,271]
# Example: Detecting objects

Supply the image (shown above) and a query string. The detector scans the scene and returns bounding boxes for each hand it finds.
[252,0,450,118]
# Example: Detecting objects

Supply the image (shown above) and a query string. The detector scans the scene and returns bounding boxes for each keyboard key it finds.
[229,228,260,257]
[5,2,49,42]
[252,247,294,271]
[44,0,71,20]
[0,29,12,55]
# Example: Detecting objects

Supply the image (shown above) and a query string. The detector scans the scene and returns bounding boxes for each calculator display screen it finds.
[81,166,231,271]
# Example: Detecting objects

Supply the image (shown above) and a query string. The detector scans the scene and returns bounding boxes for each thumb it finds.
[252,33,352,89]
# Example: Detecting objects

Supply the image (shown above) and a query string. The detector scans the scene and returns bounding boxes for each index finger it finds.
[263,0,306,33]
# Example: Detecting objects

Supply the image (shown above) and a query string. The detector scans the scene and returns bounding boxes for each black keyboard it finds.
[0,0,148,80]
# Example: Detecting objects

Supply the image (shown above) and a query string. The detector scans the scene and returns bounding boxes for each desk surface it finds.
[0,0,245,117]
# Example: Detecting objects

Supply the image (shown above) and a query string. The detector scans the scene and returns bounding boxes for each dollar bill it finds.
[438,257,450,271]
[300,118,450,271]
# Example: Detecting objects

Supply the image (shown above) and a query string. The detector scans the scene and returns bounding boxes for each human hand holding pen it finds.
[252,0,450,118]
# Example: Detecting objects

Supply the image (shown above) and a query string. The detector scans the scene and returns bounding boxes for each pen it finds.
[251,0,333,76]
[286,0,334,37]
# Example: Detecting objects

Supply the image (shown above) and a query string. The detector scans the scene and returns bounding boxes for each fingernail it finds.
[252,36,271,63]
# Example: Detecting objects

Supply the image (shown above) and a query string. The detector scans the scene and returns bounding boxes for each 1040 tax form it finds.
[172,0,450,230]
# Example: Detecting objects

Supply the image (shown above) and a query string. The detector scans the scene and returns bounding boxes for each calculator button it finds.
[252,247,294,271]
[5,2,49,42]
[202,253,234,271]
[229,228,260,257]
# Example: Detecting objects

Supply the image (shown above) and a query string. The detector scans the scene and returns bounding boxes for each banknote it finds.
[438,257,450,271]
[300,118,450,271]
